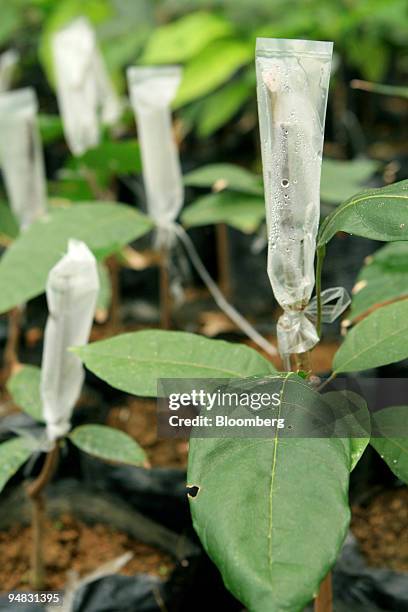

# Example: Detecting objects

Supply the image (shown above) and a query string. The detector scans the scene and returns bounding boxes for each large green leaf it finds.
[0,201,19,240]
[66,140,141,188]
[196,79,252,136]
[350,242,408,320]
[371,406,408,483]
[183,163,263,195]
[141,11,233,64]
[323,390,370,471]
[7,365,43,422]
[174,39,252,108]
[320,158,379,205]
[69,424,146,466]
[75,330,276,397]
[0,3,21,46]
[188,375,352,611]
[318,179,408,246]
[0,203,153,313]
[0,437,32,494]
[181,191,265,233]
[333,300,408,373]
[48,175,94,201]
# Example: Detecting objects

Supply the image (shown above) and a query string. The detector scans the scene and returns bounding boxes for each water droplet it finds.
[392,459,398,464]
[281,179,289,188]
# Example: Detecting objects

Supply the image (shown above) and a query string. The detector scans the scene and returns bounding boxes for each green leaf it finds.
[69,424,146,466]
[371,406,408,483]
[181,191,265,233]
[0,437,32,494]
[75,330,276,397]
[371,240,408,269]
[347,37,389,82]
[0,203,153,314]
[38,114,64,145]
[141,11,233,64]
[350,242,408,320]
[39,0,113,85]
[7,365,43,422]
[333,300,408,373]
[174,39,252,108]
[196,79,252,136]
[48,176,94,201]
[188,375,352,611]
[320,158,379,205]
[0,3,21,46]
[0,201,19,240]
[184,163,263,195]
[66,140,141,187]
[324,390,370,471]
[318,179,408,247]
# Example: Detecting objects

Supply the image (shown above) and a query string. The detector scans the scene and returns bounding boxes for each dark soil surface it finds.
[0,513,174,591]
[351,487,408,572]
[107,398,189,468]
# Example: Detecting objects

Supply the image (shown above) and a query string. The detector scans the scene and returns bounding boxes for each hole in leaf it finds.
[186,484,200,499]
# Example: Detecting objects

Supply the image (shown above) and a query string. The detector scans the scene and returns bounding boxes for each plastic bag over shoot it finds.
[256,38,349,365]
[0,50,19,92]
[41,240,99,442]
[127,66,183,249]
[52,17,121,156]
[0,87,47,230]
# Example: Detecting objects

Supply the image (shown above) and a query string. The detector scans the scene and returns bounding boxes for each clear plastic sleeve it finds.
[52,17,121,156]
[41,240,99,442]
[0,50,19,92]
[256,38,334,360]
[127,66,183,248]
[0,87,47,230]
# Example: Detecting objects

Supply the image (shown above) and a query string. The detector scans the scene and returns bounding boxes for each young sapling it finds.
[52,17,124,329]
[0,87,47,376]
[127,66,183,329]
[52,17,121,157]
[256,37,350,609]
[2,239,147,590]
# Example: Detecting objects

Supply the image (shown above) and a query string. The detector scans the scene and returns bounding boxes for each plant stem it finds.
[107,255,121,331]
[216,223,231,299]
[159,248,171,329]
[3,306,23,379]
[314,572,333,612]
[26,442,60,590]
[315,246,325,337]
[295,351,312,374]
[290,343,332,612]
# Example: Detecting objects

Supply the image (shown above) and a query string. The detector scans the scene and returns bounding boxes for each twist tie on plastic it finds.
[277,286,351,362]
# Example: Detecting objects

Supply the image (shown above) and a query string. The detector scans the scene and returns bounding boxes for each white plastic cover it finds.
[0,87,47,230]
[0,50,19,92]
[256,38,342,361]
[52,17,121,156]
[41,240,99,442]
[127,66,183,248]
